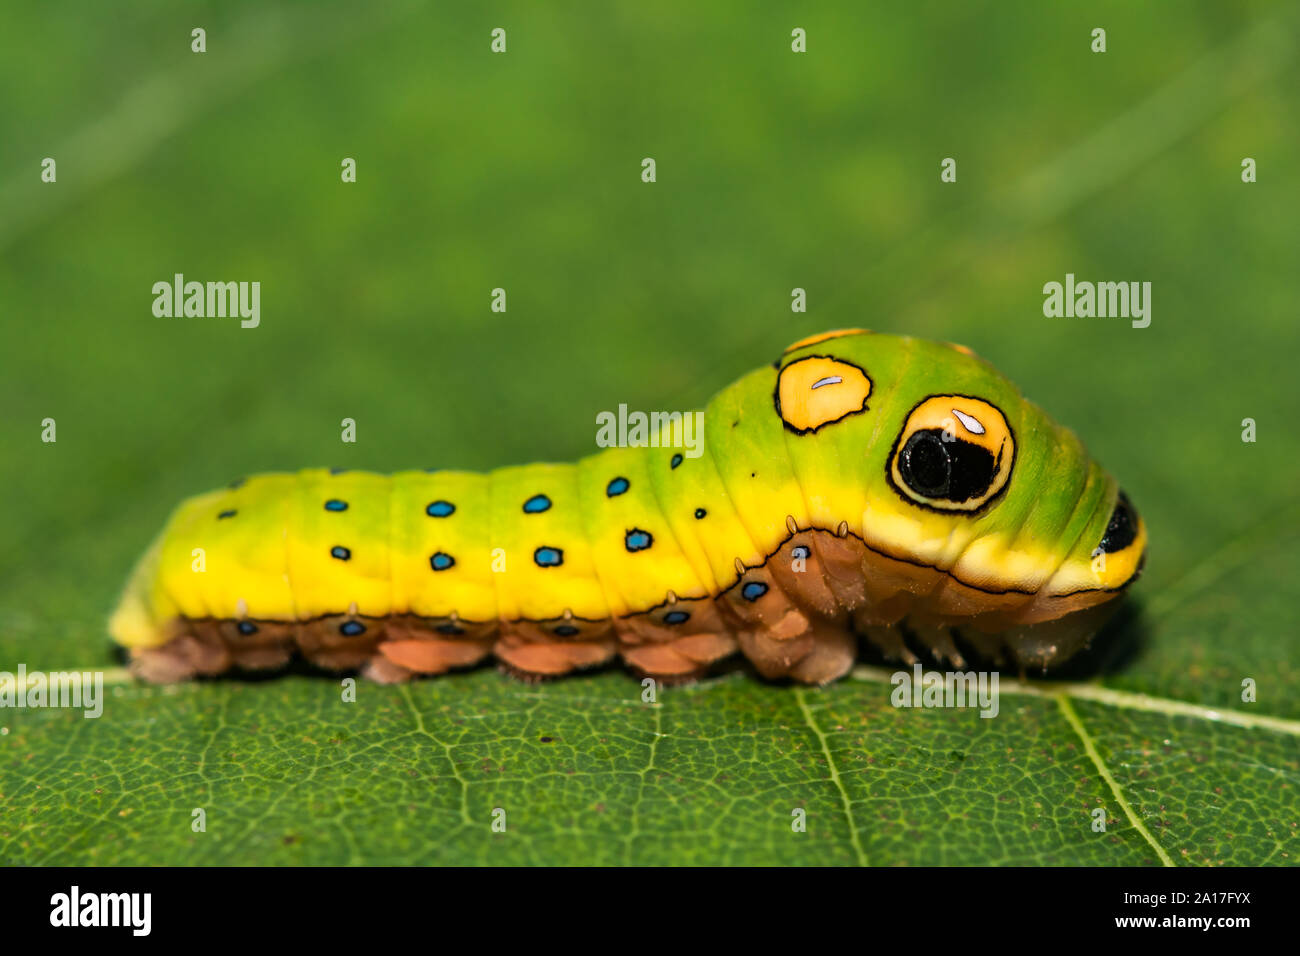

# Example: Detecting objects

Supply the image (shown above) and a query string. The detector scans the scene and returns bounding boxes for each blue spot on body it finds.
[534,546,563,567]
[694,508,707,519]
[429,552,455,571]
[792,546,810,559]
[217,509,236,520]
[523,494,552,514]
[671,453,683,469]
[426,500,455,517]
[237,620,258,635]
[625,529,653,552]
[339,620,366,637]
[606,477,630,497]
[554,624,579,637]
[331,546,351,561]
[664,611,689,625]
[436,622,464,635]
[324,499,348,512]
[742,581,769,602]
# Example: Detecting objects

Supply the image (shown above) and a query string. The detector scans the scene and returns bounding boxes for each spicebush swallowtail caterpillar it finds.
[111,330,1146,684]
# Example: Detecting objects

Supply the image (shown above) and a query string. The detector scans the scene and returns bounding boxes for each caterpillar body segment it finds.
[110,331,1146,684]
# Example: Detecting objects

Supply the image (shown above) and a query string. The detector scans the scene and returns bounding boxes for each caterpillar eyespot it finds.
[110,331,1146,685]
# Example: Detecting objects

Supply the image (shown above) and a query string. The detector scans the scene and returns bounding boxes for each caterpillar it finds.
[110,329,1146,685]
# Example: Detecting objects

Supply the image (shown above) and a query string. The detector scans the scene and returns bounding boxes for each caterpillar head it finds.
[775,329,1146,657]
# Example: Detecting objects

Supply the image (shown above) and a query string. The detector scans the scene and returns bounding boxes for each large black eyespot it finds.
[1098,491,1138,553]
[898,429,998,503]
[888,395,1016,513]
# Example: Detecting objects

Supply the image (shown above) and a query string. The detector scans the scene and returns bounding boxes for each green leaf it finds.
[2,1,1298,865]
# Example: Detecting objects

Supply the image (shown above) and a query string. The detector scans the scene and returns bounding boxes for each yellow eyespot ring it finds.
[775,356,873,434]
[887,395,1015,514]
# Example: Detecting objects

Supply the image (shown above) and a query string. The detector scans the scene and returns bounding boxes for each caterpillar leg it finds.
[788,621,857,684]
[854,616,918,666]
[951,628,1007,668]
[129,627,229,683]
[619,633,738,680]
[375,638,492,676]
[370,615,495,681]
[616,596,738,680]
[493,619,617,678]
[905,621,968,669]
[362,653,415,684]
[734,617,856,685]
[721,556,858,685]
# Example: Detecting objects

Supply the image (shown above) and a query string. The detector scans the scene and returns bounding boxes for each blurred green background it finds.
[1,1,1297,865]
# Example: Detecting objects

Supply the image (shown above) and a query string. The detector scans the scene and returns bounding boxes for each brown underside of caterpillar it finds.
[128,529,1124,685]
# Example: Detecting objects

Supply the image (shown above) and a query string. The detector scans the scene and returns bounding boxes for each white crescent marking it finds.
[811,376,842,390]
[952,408,985,434]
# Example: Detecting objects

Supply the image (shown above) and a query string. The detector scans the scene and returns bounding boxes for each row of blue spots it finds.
[218,509,236,520]
[429,552,455,571]
[664,610,690,625]
[331,546,351,561]
[741,581,768,602]
[534,546,563,567]
[523,494,552,514]
[324,499,348,512]
[427,500,455,517]
[625,529,653,552]
[606,477,629,497]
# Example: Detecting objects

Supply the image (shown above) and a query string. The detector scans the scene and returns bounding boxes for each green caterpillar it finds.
[110,329,1146,684]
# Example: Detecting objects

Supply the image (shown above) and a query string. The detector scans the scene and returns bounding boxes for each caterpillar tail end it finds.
[107,534,173,652]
